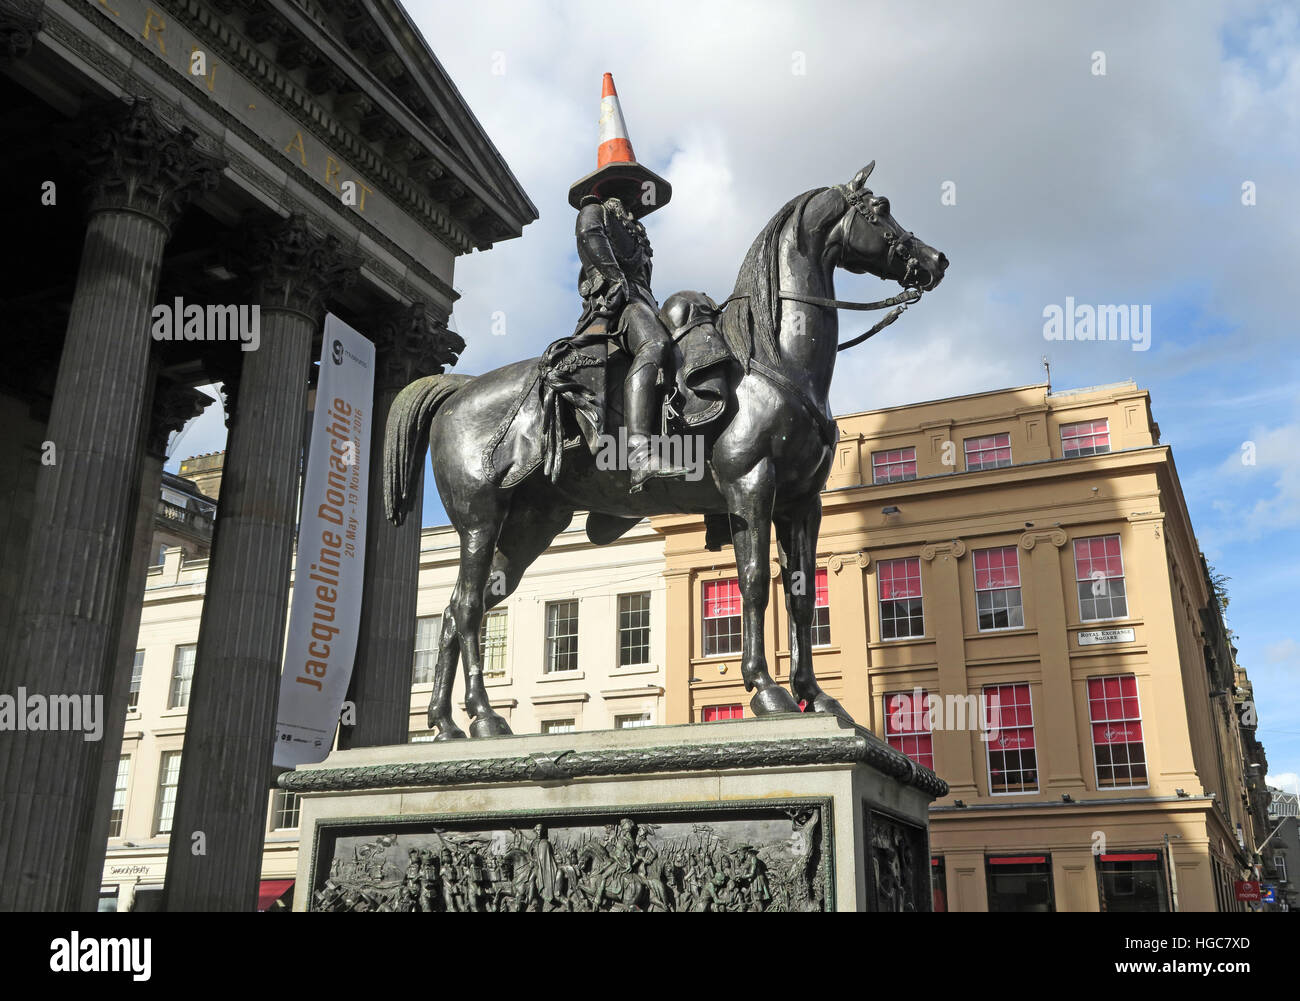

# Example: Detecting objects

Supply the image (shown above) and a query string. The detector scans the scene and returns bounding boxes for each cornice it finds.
[280,733,950,798]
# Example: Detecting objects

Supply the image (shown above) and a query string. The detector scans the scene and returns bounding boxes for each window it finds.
[884,690,934,769]
[1097,853,1168,912]
[412,615,440,685]
[931,857,947,912]
[986,856,1055,912]
[168,645,195,709]
[270,789,300,830]
[1061,418,1110,457]
[155,751,181,835]
[1087,675,1147,789]
[615,712,652,729]
[98,889,119,913]
[544,600,579,672]
[480,609,508,678]
[1074,535,1128,621]
[109,757,129,838]
[702,704,743,722]
[541,718,576,734]
[409,730,438,743]
[702,578,742,657]
[974,546,1024,630]
[984,683,1037,793]
[1274,854,1287,882]
[964,432,1012,471]
[617,593,651,666]
[872,446,917,484]
[127,650,144,713]
[811,568,831,647]
[878,557,923,639]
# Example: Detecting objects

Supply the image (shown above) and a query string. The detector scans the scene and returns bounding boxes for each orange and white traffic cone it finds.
[568,72,672,218]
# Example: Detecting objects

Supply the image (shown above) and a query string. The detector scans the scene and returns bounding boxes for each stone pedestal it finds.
[282,714,947,912]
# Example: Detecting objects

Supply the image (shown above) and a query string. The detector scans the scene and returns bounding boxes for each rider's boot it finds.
[626,358,690,493]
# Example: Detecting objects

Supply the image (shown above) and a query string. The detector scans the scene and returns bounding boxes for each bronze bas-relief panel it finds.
[310,800,832,913]
[863,804,931,912]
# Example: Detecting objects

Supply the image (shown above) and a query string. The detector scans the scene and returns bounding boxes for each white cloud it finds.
[1210,421,1300,541]
[1265,638,1299,663]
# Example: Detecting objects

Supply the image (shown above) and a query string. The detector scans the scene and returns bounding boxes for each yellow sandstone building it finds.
[656,380,1263,912]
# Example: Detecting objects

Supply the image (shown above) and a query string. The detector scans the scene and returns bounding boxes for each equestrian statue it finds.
[384,73,948,739]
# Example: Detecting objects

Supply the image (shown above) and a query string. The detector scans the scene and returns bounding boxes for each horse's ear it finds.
[851,161,876,189]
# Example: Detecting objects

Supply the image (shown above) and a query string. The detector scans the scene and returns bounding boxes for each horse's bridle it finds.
[774,183,925,352]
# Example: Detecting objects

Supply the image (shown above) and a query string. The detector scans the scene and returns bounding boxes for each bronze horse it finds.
[386,163,947,739]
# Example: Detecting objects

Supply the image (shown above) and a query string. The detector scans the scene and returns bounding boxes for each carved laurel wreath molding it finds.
[280,735,951,798]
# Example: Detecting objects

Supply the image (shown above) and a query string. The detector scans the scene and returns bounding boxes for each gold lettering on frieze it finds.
[142,7,166,55]
[284,131,308,167]
[284,136,372,213]
[97,0,121,16]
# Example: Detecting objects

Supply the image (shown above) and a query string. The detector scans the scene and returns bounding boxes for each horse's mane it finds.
[719,187,829,371]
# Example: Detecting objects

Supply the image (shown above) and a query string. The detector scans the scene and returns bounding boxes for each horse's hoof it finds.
[432,722,467,741]
[750,686,801,716]
[470,713,513,738]
[810,691,855,724]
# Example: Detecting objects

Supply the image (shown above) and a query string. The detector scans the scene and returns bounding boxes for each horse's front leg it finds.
[721,461,801,716]
[777,497,853,723]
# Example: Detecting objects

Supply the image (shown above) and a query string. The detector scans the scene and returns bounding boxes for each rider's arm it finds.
[576,202,630,295]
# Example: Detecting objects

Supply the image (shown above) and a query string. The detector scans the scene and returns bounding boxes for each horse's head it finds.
[833,162,947,290]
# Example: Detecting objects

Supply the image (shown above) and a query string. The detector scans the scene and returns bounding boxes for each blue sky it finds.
[172,1,1299,795]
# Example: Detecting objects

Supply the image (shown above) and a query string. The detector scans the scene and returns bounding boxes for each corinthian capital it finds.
[245,214,359,321]
[83,97,225,230]
[371,302,464,389]
[0,0,43,61]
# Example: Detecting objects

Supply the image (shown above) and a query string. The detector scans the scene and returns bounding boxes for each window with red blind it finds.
[702,704,743,722]
[1074,535,1128,621]
[702,578,742,656]
[1087,675,1147,788]
[811,567,831,647]
[983,683,1037,793]
[878,557,923,639]
[973,546,1024,630]
[872,447,917,484]
[964,432,1013,471]
[884,689,934,769]
[1061,419,1111,458]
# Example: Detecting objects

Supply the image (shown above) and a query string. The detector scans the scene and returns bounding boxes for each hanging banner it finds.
[274,314,374,768]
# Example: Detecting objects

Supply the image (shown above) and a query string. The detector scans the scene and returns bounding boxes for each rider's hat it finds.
[567,73,672,219]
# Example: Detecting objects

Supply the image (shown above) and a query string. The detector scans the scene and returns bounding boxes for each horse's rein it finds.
[777,286,922,352]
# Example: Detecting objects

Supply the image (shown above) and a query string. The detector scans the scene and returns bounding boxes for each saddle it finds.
[483,291,735,492]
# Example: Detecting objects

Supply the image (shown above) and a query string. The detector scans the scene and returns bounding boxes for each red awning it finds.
[1100,853,1158,862]
[258,879,294,911]
[988,855,1047,865]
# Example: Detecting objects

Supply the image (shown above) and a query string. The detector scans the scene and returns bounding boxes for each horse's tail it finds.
[384,373,474,526]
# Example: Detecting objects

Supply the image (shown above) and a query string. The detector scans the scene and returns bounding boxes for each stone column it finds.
[663,568,694,723]
[163,216,355,911]
[79,381,210,910]
[338,305,462,749]
[0,98,222,911]
[919,540,978,799]
[828,552,872,721]
[1018,528,1087,793]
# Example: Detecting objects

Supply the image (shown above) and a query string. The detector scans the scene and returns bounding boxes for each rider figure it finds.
[567,73,690,492]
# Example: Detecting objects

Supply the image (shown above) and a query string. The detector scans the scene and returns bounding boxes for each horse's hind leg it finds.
[461,487,573,735]
[427,611,465,738]
[446,498,512,737]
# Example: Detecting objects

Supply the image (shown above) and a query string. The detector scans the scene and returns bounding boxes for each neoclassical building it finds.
[103,504,666,911]
[0,0,534,911]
